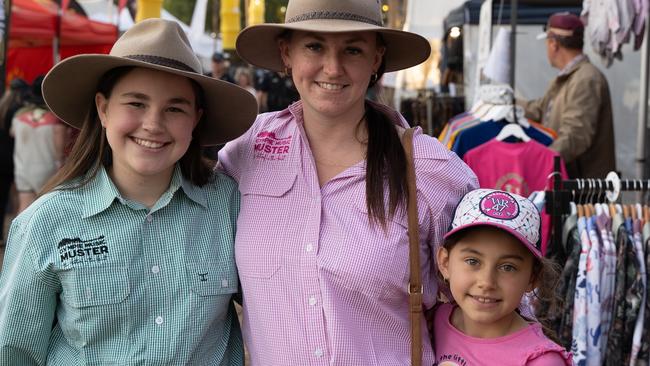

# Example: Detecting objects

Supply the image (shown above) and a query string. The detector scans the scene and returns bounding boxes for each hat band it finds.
[286,11,382,27]
[547,27,574,37]
[125,54,196,73]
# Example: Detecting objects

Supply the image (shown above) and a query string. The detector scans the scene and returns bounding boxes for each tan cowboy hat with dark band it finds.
[43,18,257,146]
[236,0,431,73]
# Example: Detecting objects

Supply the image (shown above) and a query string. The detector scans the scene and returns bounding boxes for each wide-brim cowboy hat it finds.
[43,18,257,146]
[236,0,432,73]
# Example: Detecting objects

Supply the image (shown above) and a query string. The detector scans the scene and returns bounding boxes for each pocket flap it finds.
[240,168,297,197]
[60,266,129,308]
[186,261,238,296]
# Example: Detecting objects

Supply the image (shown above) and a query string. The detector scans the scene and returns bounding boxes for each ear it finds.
[95,92,109,127]
[437,247,451,281]
[278,38,291,70]
[373,45,386,71]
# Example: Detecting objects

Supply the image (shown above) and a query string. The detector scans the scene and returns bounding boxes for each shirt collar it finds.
[558,54,587,76]
[81,164,207,218]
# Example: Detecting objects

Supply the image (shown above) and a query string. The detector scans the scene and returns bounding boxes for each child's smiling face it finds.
[437,227,537,338]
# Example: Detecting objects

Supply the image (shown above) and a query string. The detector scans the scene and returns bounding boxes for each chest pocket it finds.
[236,167,297,280]
[187,261,238,296]
[327,201,411,299]
[60,265,130,308]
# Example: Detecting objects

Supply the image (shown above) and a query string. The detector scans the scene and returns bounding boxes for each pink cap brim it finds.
[443,222,542,258]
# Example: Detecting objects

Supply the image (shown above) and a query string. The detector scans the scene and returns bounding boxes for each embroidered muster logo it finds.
[58,235,109,268]
[198,273,208,281]
[254,131,292,160]
[479,191,519,220]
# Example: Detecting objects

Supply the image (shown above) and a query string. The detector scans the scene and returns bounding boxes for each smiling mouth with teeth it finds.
[471,295,499,303]
[317,82,345,90]
[132,137,166,149]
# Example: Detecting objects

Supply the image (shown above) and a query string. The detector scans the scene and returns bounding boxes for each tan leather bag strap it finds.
[402,127,423,366]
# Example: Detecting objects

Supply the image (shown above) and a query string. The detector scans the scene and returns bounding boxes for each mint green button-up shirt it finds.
[0,165,243,365]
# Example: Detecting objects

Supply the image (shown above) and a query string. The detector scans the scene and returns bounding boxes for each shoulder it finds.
[526,349,573,366]
[9,188,85,248]
[201,171,240,205]
[411,129,478,189]
[572,60,608,85]
[522,325,573,366]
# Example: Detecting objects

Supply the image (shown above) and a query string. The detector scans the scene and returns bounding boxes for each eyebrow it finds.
[121,92,192,106]
[458,247,525,261]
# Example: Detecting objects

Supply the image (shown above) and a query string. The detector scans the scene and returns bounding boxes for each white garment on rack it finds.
[596,209,617,358]
[629,220,646,366]
[586,216,603,366]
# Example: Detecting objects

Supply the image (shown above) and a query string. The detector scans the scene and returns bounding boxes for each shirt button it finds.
[221,279,229,288]
[151,265,160,274]
[314,348,323,358]
[155,316,164,325]
[305,244,313,252]
[308,296,317,306]
[146,214,153,223]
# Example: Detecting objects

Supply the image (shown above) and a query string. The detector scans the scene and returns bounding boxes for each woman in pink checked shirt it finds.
[218,0,478,364]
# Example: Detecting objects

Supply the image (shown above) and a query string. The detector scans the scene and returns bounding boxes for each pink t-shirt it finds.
[463,139,568,255]
[434,303,573,366]
[462,139,567,197]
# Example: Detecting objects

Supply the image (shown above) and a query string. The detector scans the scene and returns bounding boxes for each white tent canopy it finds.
[76,0,220,69]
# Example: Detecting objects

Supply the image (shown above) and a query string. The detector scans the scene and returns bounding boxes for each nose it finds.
[476,268,497,290]
[142,109,164,133]
[323,51,344,77]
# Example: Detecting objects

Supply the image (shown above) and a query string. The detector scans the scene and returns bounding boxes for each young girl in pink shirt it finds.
[435,189,573,365]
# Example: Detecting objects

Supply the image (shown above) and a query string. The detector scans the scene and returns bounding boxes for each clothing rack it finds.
[545,156,650,251]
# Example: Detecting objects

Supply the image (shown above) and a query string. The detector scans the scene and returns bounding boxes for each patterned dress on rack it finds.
[572,216,591,365]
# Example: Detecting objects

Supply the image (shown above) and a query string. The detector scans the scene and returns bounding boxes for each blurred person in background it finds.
[209,51,235,83]
[234,66,257,96]
[0,78,30,244]
[11,76,68,213]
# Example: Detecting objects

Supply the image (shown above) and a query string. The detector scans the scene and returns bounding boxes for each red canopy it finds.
[6,0,118,84]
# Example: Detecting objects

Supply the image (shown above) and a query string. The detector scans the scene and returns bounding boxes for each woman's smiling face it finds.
[279,30,384,120]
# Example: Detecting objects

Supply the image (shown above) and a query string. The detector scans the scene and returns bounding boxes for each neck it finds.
[108,166,173,209]
[302,107,367,148]
[452,306,528,338]
[554,49,583,70]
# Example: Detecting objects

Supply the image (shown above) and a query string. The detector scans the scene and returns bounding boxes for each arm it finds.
[0,222,57,365]
[517,97,544,123]
[549,76,603,164]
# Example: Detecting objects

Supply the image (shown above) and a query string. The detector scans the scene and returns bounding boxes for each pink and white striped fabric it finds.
[218,101,477,365]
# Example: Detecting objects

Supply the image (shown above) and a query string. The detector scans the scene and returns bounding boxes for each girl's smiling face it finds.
[437,227,537,338]
[96,67,202,186]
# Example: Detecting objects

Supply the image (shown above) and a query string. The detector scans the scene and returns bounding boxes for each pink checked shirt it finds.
[218,101,477,365]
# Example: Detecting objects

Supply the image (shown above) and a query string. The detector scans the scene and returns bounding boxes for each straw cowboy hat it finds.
[42,18,257,146]
[236,0,431,73]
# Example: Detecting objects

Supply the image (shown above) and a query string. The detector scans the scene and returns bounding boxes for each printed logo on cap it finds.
[479,191,519,220]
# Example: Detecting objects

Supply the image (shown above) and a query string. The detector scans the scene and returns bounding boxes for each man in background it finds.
[520,12,615,178]
[208,51,235,83]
